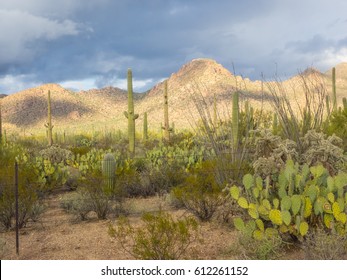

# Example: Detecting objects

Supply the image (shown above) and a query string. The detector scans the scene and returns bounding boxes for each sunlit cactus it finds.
[124,69,139,155]
[44,90,54,146]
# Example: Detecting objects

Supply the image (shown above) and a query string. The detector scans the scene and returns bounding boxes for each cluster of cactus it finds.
[230,160,347,241]
[34,156,69,191]
[146,141,211,171]
[124,69,139,155]
[252,129,346,177]
[73,148,120,176]
[44,90,54,146]
[39,145,73,164]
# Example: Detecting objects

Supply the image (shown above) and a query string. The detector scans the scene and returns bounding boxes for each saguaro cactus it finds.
[343,97,347,110]
[326,95,331,117]
[143,112,148,141]
[162,80,172,142]
[124,69,139,155]
[44,90,54,146]
[102,153,116,192]
[332,67,337,112]
[232,91,239,151]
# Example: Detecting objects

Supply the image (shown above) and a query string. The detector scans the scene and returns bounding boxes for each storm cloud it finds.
[1,0,347,94]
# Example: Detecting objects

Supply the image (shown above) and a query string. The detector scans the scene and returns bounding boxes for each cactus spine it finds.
[332,67,337,112]
[124,69,138,155]
[143,112,148,141]
[232,91,239,151]
[44,90,53,146]
[102,153,116,192]
[162,80,172,142]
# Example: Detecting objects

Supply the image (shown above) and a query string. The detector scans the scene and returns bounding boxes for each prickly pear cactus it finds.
[230,160,347,241]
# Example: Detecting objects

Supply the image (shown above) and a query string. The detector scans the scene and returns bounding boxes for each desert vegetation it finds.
[0,62,347,260]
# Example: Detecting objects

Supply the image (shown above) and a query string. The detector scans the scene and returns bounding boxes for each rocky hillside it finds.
[1,58,347,135]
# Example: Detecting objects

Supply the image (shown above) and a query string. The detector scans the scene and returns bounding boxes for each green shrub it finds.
[171,161,226,221]
[77,171,124,219]
[109,211,200,260]
[0,164,44,230]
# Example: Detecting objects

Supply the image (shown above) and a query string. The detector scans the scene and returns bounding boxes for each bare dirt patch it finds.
[0,194,242,260]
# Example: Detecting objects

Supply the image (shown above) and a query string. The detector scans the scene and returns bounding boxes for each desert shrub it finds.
[60,192,93,221]
[232,218,284,260]
[109,211,200,260]
[0,164,44,230]
[77,171,125,219]
[61,169,124,221]
[171,161,226,221]
[116,167,145,197]
[142,161,188,196]
[302,227,347,260]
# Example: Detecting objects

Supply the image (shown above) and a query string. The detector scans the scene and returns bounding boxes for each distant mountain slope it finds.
[1,58,347,135]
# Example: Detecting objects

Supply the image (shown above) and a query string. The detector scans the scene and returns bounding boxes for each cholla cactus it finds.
[301,130,346,174]
[39,145,73,164]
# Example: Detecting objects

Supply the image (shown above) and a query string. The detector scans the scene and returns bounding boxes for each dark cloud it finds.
[1,0,347,94]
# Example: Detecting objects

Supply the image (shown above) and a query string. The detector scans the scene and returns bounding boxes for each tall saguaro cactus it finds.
[124,69,138,155]
[44,90,53,146]
[162,80,172,142]
[232,91,239,151]
[332,67,337,112]
[143,112,148,141]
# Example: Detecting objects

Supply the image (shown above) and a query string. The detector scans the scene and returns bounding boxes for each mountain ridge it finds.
[1,58,347,135]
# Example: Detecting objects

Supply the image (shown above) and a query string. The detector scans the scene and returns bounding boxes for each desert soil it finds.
[0,193,250,260]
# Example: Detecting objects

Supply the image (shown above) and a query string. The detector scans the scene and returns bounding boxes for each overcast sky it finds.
[1,0,347,94]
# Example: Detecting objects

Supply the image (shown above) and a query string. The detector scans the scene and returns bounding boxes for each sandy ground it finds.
[0,194,243,260]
